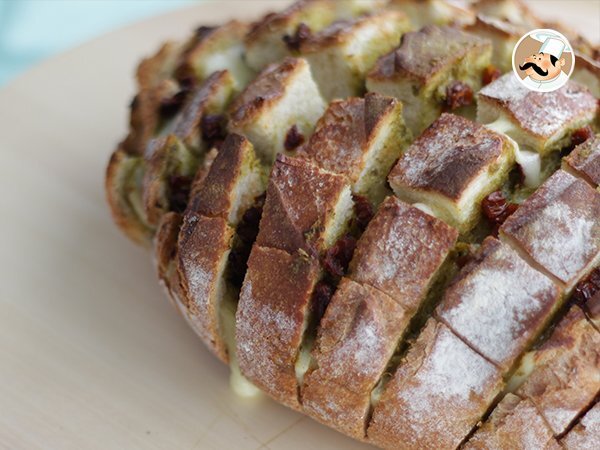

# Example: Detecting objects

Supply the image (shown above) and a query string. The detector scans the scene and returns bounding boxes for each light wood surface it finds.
[0,2,597,449]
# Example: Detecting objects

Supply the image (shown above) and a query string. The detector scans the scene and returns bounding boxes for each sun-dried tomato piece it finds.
[444,81,474,110]
[322,234,357,278]
[571,125,594,148]
[312,281,334,322]
[352,194,374,230]
[572,267,600,305]
[481,191,518,231]
[482,65,501,86]
[284,125,305,151]
[282,22,312,52]
[168,174,193,213]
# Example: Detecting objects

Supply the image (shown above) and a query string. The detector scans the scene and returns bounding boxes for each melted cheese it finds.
[485,117,542,189]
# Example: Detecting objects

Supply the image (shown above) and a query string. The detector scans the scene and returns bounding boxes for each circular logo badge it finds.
[512,29,575,92]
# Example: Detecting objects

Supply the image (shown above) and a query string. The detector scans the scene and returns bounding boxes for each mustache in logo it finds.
[519,62,549,76]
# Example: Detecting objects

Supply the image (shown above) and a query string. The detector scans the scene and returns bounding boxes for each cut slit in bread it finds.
[510,306,600,437]
[301,197,458,439]
[300,92,412,205]
[299,10,411,101]
[228,57,326,164]
[367,319,504,450]
[236,155,355,408]
[463,393,561,449]
[366,25,492,135]
[561,401,600,449]
[435,237,563,373]
[499,170,600,293]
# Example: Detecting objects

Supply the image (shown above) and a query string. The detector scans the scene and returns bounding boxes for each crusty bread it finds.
[105,1,600,448]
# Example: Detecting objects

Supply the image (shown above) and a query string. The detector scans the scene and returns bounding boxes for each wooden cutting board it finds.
[0,1,597,449]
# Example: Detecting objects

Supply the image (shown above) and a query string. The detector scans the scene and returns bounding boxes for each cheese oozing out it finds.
[485,116,542,189]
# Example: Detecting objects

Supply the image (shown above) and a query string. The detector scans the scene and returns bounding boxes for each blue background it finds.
[0,0,197,86]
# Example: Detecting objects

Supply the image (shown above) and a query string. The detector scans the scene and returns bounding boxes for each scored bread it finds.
[106,0,600,448]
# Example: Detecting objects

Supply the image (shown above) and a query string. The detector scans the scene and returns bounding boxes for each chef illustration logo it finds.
[512,29,574,92]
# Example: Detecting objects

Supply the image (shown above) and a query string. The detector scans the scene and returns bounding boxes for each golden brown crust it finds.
[436,237,562,371]
[256,154,349,255]
[228,57,306,125]
[176,213,234,363]
[367,25,490,84]
[388,113,507,202]
[302,278,410,439]
[349,196,458,313]
[464,394,560,450]
[368,319,504,450]
[136,41,182,91]
[105,146,152,246]
[300,93,400,182]
[500,170,600,289]
[563,134,600,187]
[478,76,598,140]
[516,307,600,436]
[235,245,320,409]
[187,134,255,221]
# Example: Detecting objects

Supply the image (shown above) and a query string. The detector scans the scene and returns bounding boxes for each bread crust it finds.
[563,134,600,187]
[368,319,504,450]
[500,170,600,289]
[235,245,320,409]
[516,307,600,436]
[256,154,349,255]
[349,196,458,313]
[177,213,234,363]
[302,278,410,439]
[436,237,562,371]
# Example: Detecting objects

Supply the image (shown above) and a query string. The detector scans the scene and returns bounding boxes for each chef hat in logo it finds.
[532,31,571,59]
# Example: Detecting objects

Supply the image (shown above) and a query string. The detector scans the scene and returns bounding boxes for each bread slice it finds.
[562,134,600,187]
[464,393,561,450]
[175,20,255,89]
[153,211,189,317]
[228,57,326,163]
[299,10,411,100]
[512,307,600,436]
[256,154,353,256]
[187,134,267,224]
[105,147,153,245]
[561,402,600,449]
[235,245,321,409]
[142,135,199,227]
[387,0,474,28]
[368,319,504,450]
[499,170,600,292]
[388,113,515,234]
[477,75,599,155]
[136,41,183,91]
[244,0,337,72]
[301,93,411,204]
[349,196,458,314]
[176,135,266,363]
[301,197,457,438]
[366,26,492,135]
[301,278,410,439]
[436,237,562,372]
